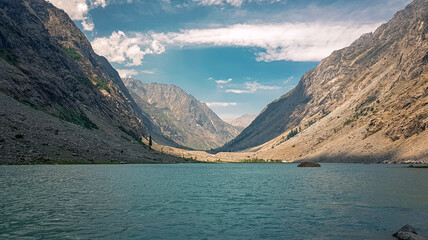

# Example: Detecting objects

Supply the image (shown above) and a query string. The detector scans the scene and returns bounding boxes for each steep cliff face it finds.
[123,78,241,150]
[0,0,185,163]
[219,0,427,162]
[0,0,147,137]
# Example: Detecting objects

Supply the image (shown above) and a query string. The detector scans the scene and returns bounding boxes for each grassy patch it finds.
[62,47,81,60]
[353,107,374,119]
[58,108,98,129]
[307,119,316,127]
[286,127,300,140]
[90,77,111,93]
[355,96,377,111]
[345,104,377,126]
[0,48,18,66]
[344,119,355,126]
[241,158,282,163]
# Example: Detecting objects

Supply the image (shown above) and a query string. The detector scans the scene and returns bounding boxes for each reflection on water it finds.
[0,164,427,239]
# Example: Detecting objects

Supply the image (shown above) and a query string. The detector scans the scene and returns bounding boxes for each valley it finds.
[0,0,427,164]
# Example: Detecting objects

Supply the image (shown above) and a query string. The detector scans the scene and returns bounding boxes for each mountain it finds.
[218,0,428,162]
[0,0,186,163]
[224,114,257,129]
[123,78,241,150]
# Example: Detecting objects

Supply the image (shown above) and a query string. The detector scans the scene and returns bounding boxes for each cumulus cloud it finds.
[206,102,238,107]
[92,31,166,66]
[81,19,95,31]
[48,0,108,31]
[116,69,138,78]
[165,22,380,62]
[226,81,281,94]
[92,22,379,65]
[48,0,87,20]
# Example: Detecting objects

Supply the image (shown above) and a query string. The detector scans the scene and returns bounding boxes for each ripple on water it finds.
[0,163,427,239]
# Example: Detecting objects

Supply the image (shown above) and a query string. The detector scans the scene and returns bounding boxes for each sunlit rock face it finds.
[123,78,241,150]
[218,0,428,163]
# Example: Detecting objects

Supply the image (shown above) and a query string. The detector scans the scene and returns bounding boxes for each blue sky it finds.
[49,0,411,119]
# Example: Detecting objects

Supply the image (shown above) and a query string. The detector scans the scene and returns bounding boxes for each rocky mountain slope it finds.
[224,114,257,129]
[123,78,240,150]
[218,0,427,162]
[0,0,186,163]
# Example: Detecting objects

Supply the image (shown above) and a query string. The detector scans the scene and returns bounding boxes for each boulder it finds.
[396,232,427,240]
[394,224,417,236]
[297,162,321,167]
[393,224,428,240]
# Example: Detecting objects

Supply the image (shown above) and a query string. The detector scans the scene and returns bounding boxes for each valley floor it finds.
[1,90,427,165]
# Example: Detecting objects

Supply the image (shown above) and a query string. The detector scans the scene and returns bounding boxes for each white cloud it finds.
[226,81,281,94]
[92,31,166,66]
[48,0,108,31]
[216,78,232,84]
[164,22,380,62]
[48,0,88,20]
[193,0,280,7]
[141,70,156,74]
[116,69,138,78]
[93,22,379,65]
[81,19,95,31]
[206,102,238,107]
[92,0,106,7]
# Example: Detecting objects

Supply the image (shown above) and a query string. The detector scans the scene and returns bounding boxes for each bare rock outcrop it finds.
[218,0,428,163]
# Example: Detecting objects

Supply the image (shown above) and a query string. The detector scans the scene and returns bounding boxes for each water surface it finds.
[0,163,427,239]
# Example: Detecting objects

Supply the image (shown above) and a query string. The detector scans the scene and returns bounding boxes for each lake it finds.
[0,163,427,239]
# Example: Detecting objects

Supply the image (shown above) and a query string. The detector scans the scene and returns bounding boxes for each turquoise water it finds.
[0,163,427,239]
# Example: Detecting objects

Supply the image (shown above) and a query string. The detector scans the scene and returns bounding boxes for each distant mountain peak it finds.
[123,78,241,150]
[224,114,257,128]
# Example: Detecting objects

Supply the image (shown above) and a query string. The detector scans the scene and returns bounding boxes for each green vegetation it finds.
[62,46,81,60]
[344,119,355,126]
[353,107,375,119]
[344,97,379,126]
[90,77,111,93]
[355,95,377,111]
[241,158,282,163]
[287,128,300,140]
[0,48,18,66]
[320,110,330,119]
[58,108,98,129]
[77,76,93,88]
[307,119,316,127]
[276,126,302,146]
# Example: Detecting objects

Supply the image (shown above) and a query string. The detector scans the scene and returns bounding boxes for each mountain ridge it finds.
[224,114,257,129]
[0,0,187,163]
[123,78,241,150]
[216,0,427,162]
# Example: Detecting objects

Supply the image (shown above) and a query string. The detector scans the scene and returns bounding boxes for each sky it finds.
[48,0,411,119]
